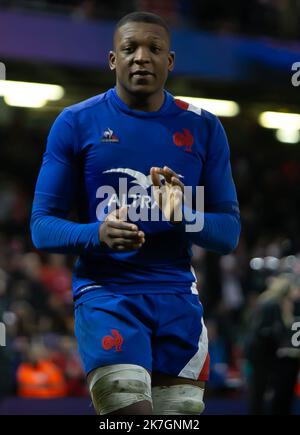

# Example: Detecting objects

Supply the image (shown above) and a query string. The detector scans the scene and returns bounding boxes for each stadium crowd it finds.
[1,0,300,40]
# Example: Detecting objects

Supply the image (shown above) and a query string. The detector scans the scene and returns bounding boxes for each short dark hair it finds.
[114,11,170,44]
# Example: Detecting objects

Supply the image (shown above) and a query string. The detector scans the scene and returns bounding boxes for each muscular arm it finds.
[30,109,101,254]
[183,202,240,255]
[151,115,241,255]
[188,116,240,254]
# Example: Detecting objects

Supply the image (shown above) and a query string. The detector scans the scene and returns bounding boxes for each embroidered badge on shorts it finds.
[102,329,123,352]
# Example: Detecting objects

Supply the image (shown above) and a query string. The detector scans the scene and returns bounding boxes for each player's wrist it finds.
[96,221,108,247]
[98,222,105,244]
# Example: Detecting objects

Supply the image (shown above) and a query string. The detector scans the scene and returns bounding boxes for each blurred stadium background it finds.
[0,0,300,415]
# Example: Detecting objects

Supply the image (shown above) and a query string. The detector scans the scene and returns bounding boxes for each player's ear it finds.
[109,51,116,71]
[168,51,175,72]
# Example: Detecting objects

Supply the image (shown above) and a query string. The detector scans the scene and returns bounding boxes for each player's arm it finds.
[30,109,102,254]
[31,110,144,254]
[191,116,241,254]
[151,117,240,255]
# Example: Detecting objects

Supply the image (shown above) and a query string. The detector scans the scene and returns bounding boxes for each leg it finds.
[271,358,299,415]
[248,363,270,415]
[152,372,205,388]
[74,294,154,414]
[87,364,153,415]
[107,400,152,415]
[151,294,209,415]
[151,372,205,415]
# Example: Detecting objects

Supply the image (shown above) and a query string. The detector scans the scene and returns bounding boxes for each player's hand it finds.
[150,166,184,224]
[99,206,145,251]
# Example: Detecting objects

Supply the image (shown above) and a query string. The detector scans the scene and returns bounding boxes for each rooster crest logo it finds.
[173,128,194,152]
[102,329,124,352]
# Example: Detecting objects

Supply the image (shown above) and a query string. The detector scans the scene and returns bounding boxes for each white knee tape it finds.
[152,384,205,415]
[89,364,152,415]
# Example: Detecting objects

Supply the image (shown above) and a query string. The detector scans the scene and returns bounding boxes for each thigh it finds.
[152,371,205,389]
[152,294,209,383]
[74,294,152,376]
[87,363,153,415]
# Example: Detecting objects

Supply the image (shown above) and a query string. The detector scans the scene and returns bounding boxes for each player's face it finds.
[109,22,174,101]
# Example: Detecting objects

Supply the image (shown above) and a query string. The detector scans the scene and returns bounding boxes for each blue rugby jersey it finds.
[31,87,240,299]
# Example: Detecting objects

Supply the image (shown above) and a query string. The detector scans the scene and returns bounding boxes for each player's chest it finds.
[80,118,205,188]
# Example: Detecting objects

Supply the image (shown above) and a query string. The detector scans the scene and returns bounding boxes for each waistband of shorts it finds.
[73,283,198,306]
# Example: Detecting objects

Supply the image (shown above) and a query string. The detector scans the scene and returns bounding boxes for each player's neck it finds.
[116,85,165,112]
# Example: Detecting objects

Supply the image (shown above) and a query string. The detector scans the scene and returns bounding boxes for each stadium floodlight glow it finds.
[264,256,280,270]
[283,255,296,269]
[250,257,264,271]
[0,80,64,108]
[3,94,47,108]
[258,111,300,130]
[276,128,300,144]
[175,96,240,117]
[258,112,300,144]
